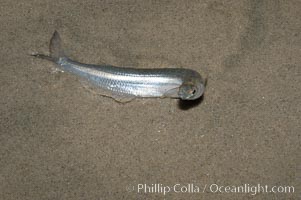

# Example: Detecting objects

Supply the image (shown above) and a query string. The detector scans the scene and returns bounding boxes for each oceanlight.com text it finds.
[126,183,295,196]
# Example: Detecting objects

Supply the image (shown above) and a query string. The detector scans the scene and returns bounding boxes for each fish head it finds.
[178,79,205,100]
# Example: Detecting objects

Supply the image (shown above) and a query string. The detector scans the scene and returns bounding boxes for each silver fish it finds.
[32,31,205,102]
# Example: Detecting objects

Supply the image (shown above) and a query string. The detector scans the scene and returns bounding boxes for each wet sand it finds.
[0,0,300,199]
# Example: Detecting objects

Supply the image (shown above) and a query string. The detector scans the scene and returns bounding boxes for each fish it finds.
[32,31,205,102]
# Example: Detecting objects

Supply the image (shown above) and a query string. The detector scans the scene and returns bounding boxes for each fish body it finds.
[33,31,205,101]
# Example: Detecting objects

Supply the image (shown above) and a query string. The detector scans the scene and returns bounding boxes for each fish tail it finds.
[49,30,65,61]
[31,30,65,62]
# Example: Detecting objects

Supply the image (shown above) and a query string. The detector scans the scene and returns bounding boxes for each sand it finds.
[0,0,300,199]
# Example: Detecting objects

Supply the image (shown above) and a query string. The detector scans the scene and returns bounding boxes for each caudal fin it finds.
[31,31,65,62]
[49,31,65,60]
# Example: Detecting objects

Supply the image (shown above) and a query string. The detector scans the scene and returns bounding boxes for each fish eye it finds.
[187,87,197,96]
[191,89,196,95]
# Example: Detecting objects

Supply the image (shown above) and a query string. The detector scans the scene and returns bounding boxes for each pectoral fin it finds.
[163,87,180,98]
